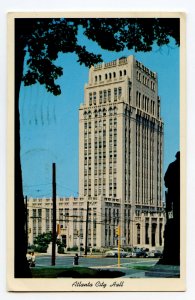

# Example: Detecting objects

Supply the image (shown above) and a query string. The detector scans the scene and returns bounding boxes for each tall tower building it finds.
[79,55,164,249]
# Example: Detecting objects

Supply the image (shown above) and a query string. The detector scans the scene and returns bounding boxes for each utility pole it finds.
[25,195,28,250]
[78,205,81,256]
[84,201,89,256]
[51,163,56,266]
[116,225,121,268]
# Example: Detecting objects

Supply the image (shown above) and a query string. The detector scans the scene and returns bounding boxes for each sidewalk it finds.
[91,263,180,278]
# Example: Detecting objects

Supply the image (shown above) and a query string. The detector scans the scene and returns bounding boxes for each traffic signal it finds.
[57,223,61,235]
[116,226,120,236]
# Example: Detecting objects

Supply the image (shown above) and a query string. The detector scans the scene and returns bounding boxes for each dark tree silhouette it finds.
[160,152,180,265]
[14,17,180,277]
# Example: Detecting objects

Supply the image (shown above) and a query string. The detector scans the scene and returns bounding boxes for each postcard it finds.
[7,11,186,292]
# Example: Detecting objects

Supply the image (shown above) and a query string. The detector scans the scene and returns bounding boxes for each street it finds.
[36,254,158,268]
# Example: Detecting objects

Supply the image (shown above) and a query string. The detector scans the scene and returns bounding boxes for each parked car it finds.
[126,248,149,258]
[105,248,128,258]
[146,250,162,258]
[126,248,147,258]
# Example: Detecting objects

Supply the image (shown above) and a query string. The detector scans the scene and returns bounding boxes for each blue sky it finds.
[19,31,179,199]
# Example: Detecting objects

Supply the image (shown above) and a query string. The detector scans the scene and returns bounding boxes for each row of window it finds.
[136,127,155,204]
[84,117,117,129]
[84,106,118,118]
[136,91,156,114]
[84,142,116,149]
[85,123,117,131]
[94,70,127,83]
[136,71,156,91]
[84,164,117,174]
[88,88,122,106]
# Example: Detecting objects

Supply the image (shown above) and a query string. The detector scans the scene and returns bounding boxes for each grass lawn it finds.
[31,266,125,278]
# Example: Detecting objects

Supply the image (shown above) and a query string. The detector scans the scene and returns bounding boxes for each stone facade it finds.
[79,55,165,249]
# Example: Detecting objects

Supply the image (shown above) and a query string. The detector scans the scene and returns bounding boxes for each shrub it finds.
[34,244,48,253]
[58,246,65,254]
[71,246,78,251]
[92,248,100,253]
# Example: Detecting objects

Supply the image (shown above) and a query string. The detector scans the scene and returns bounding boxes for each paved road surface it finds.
[36,255,158,269]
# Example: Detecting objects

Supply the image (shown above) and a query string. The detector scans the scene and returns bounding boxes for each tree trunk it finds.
[14,22,31,278]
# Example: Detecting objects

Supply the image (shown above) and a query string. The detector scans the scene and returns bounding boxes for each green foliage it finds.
[57,246,65,254]
[16,18,180,96]
[33,232,66,253]
[33,232,52,253]
[70,246,78,251]
[56,239,65,253]
[33,232,52,245]
[34,245,48,253]
[92,248,100,253]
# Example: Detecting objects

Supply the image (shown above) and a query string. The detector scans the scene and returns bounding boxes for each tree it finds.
[14,17,180,277]
[31,232,65,253]
[32,232,52,253]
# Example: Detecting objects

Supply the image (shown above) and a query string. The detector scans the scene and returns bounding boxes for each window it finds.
[99,91,102,104]
[145,223,149,244]
[139,93,141,108]
[89,93,92,105]
[142,95,145,110]
[109,107,112,115]
[114,88,117,101]
[83,111,88,119]
[113,72,116,78]
[119,70,122,77]
[118,87,122,98]
[137,224,141,244]
[103,90,107,103]
[99,75,102,81]
[136,91,138,106]
[93,92,96,105]
[108,89,111,101]
[124,69,126,75]
[151,81,155,91]
[95,76,97,82]
[105,73,108,80]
